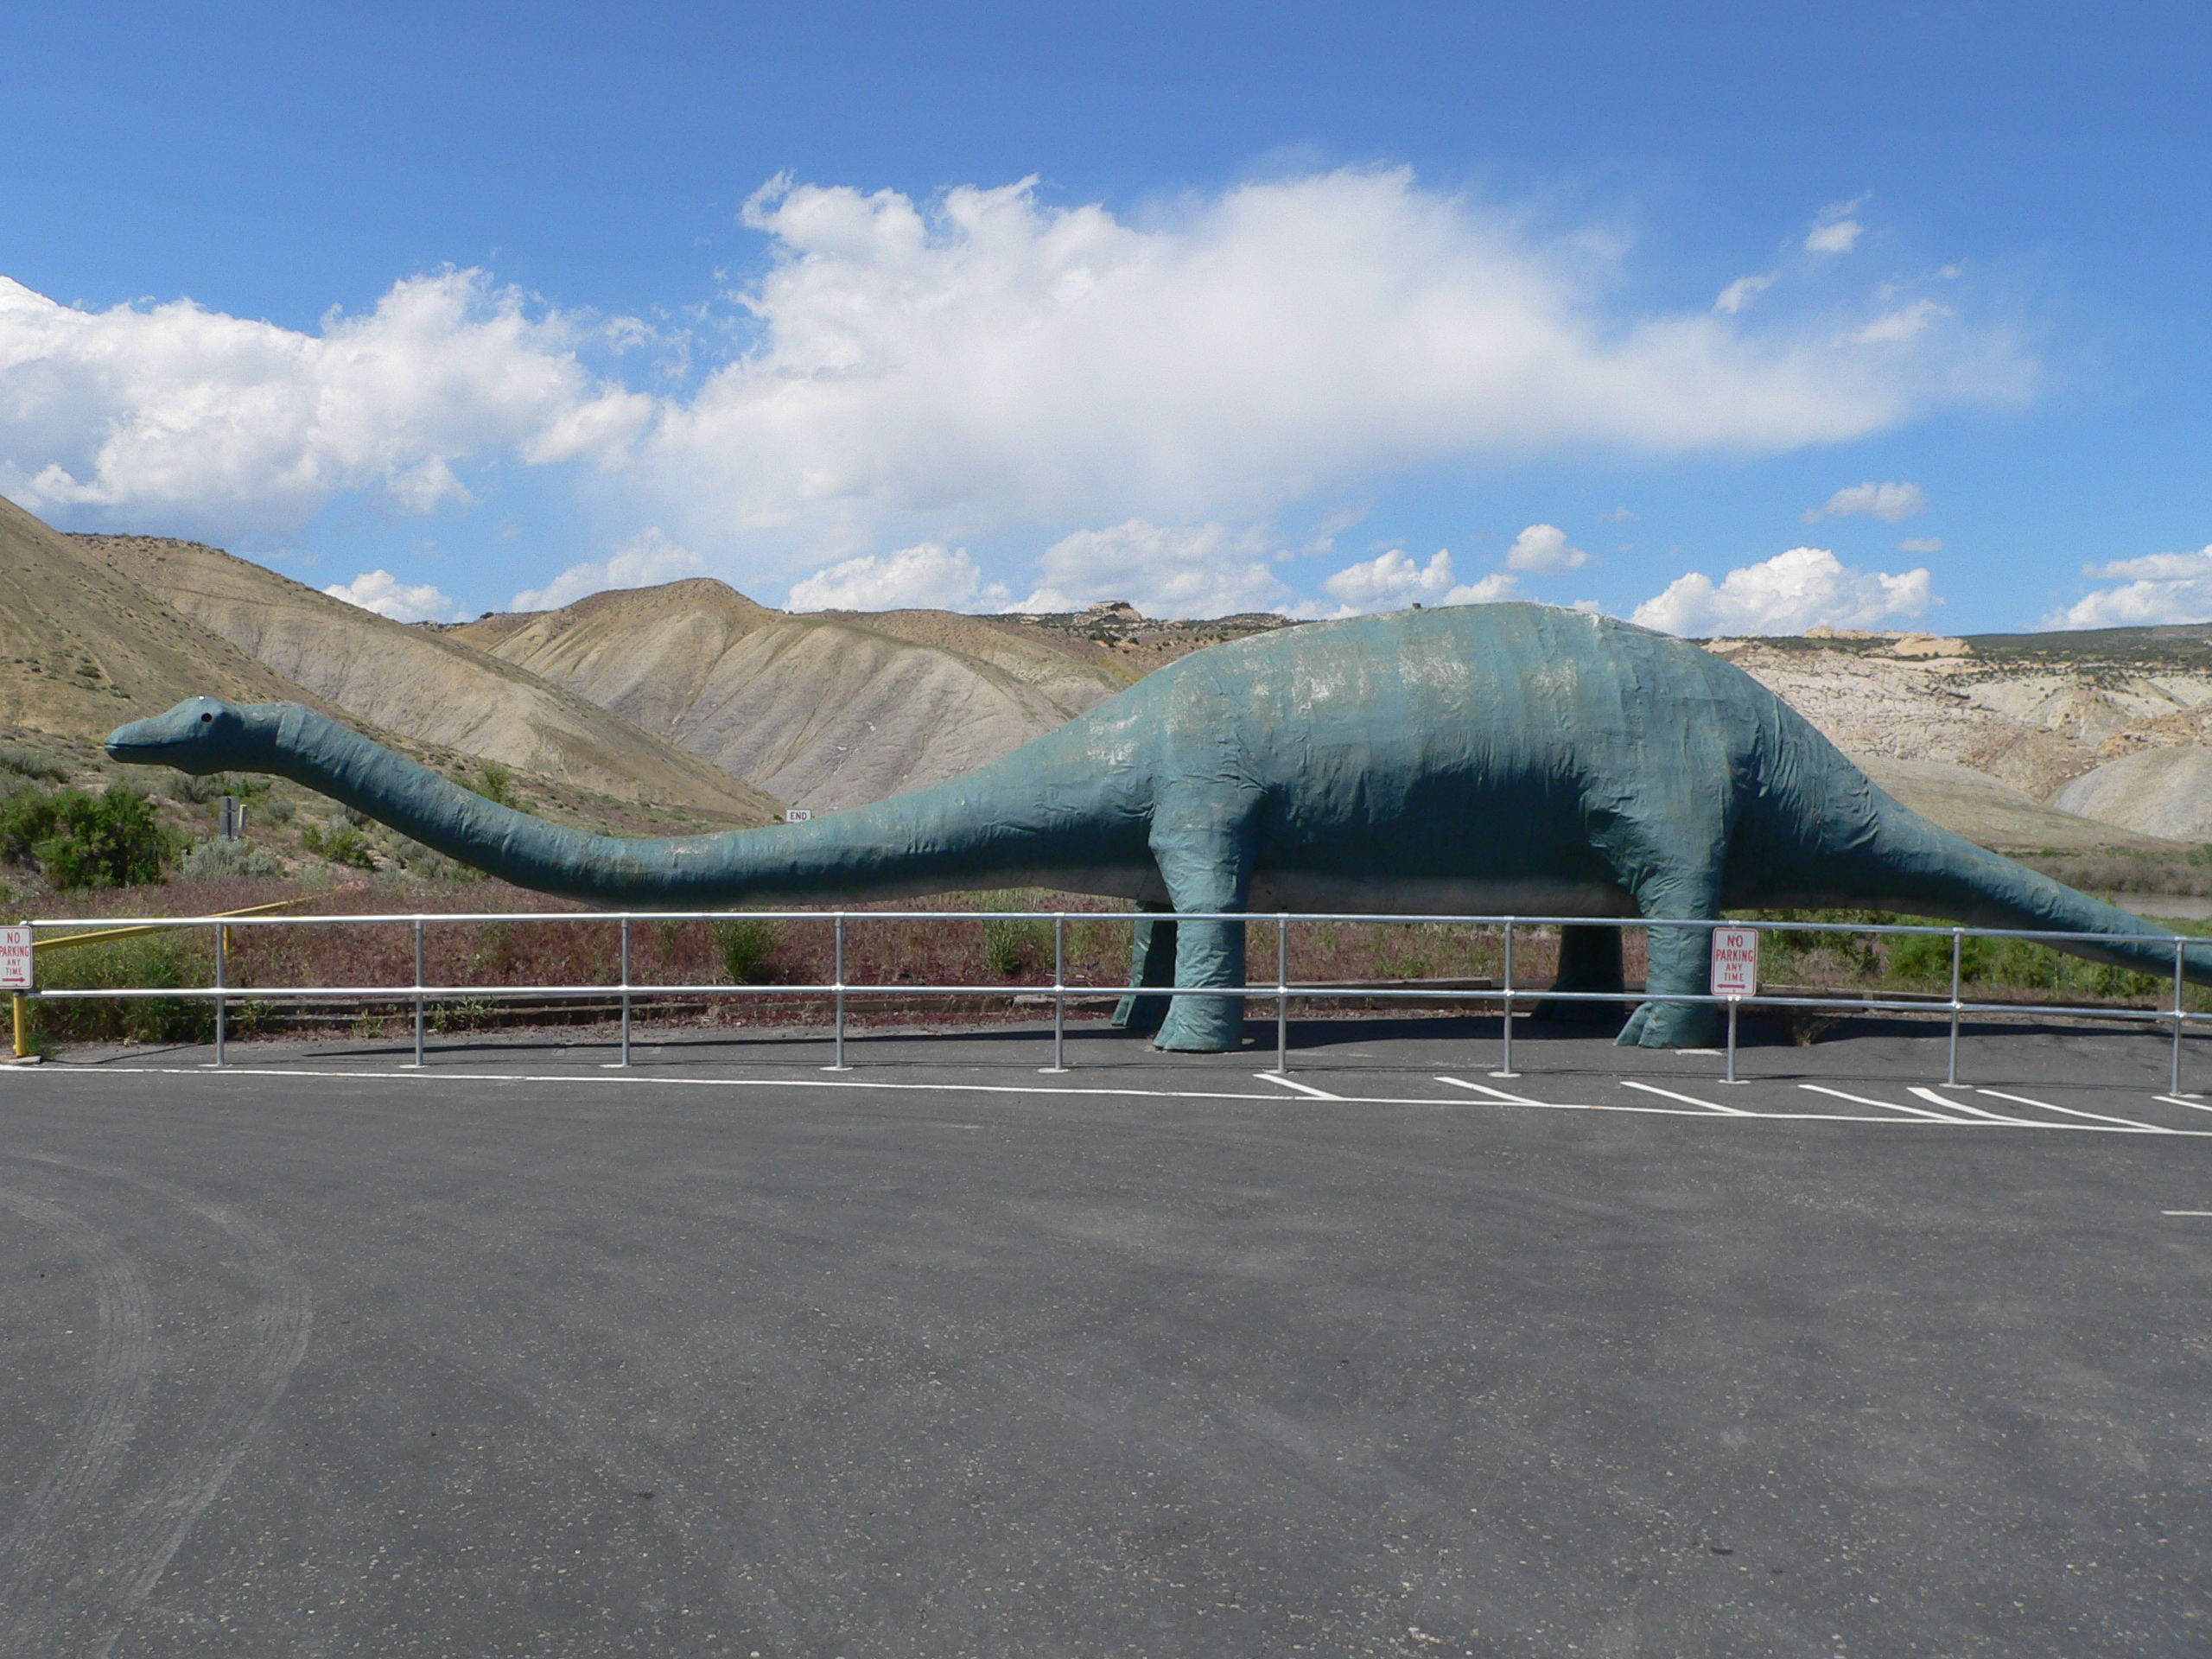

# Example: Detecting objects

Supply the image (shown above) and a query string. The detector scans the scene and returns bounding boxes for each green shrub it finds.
[176,838,285,880]
[712,917,781,983]
[300,817,376,870]
[466,760,517,809]
[0,744,71,783]
[34,933,213,1044]
[982,915,1046,977]
[0,785,174,888]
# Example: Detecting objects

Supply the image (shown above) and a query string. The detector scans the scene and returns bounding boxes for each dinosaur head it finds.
[105,696,251,775]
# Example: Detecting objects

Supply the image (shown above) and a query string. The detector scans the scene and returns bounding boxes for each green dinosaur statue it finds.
[105,603,2208,1050]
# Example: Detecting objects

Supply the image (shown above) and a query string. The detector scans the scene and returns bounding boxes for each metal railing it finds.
[10,908,2207,1094]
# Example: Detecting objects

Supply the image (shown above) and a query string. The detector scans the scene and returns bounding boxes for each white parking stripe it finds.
[1618,1079,1753,1116]
[1256,1073,1342,1100]
[2155,1096,2212,1114]
[2160,1210,2212,1216]
[1908,1086,2051,1126]
[1976,1088,2172,1134]
[19,1061,2212,1137]
[1435,1076,1554,1107]
[1798,1084,1970,1122]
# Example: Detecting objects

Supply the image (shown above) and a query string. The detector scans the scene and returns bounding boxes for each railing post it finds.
[1946,927,1963,1089]
[1274,913,1289,1075]
[1043,913,1069,1073]
[2173,935,2187,1098]
[213,918,226,1067]
[620,915,632,1069]
[413,916,425,1067]
[1493,919,1518,1078]
[828,912,849,1071]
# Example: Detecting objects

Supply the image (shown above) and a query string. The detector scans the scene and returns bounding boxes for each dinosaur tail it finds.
[1815,787,2212,986]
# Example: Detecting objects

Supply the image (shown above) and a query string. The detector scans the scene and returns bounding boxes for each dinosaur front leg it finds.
[1147,804,1255,1053]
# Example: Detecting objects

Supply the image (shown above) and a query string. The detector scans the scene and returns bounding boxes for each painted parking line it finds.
[15,1061,2212,1138]
[1435,1076,1557,1108]
[1798,1083,1971,1122]
[1256,1073,1343,1100]
[1907,1086,2046,1127]
[1618,1079,1753,1116]
[2155,1096,2212,1115]
[2161,1210,2212,1217]
[1975,1088,2174,1134]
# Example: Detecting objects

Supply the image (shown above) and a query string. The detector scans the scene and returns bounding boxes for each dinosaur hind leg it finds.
[1111,906,1177,1035]
[1534,925,1628,1024]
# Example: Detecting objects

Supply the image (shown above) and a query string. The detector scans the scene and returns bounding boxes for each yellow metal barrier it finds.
[10,899,303,1058]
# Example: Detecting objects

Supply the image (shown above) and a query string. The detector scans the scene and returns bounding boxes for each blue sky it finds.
[3,2,2208,632]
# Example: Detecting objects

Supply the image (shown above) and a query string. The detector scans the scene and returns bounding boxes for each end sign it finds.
[0,926,30,991]
[1709,926,1758,998]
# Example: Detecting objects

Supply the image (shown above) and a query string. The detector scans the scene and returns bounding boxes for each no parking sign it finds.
[1709,926,1758,998]
[1,926,29,990]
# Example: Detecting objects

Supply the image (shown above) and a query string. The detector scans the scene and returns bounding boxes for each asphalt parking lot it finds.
[4,1013,2210,1656]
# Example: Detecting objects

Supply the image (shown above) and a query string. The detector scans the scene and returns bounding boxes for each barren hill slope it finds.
[72,535,781,824]
[0,494,327,739]
[1710,628,2212,842]
[454,582,1134,812]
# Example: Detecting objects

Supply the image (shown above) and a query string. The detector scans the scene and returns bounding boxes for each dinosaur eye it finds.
[200,712,213,722]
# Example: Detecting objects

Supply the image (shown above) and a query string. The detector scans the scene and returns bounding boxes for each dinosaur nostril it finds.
[200,712,213,722]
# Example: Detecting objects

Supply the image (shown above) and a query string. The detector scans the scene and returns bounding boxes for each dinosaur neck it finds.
[241,703,1150,906]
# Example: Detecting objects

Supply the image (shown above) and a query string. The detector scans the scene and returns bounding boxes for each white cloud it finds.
[322,569,464,624]
[1013,520,1290,617]
[1852,298,1951,345]
[1630,546,1934,636]
[1321,548,1459,610]
[1504,522,1590,572]
[787,542,996,611]
[509,527,705,612]
[1713,273,1775,315]
[0,271,651,535]
[2041,546,2212,629]
[1445,571,1521,606]
[1899,536,1943,553]
[1807,480,1926,522]
[639,169,2028,552]
[1806,200,1865,255]
[0,170,2031,580]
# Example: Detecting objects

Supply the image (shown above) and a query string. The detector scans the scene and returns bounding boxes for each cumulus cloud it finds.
[1012,520,1289,617]
[2041,546,2212,629]
[322,569,464,624]
[1323,549,1452,609]
[0,271,651,535]
[1806,200,1865,254]
[509,527,705,613]
[787,542,995,611]
[1713,273,1775,315]
[1807,480,1926,522]
[1630,547,1934,636]
[0,169,2030,597]
[1504,523,1590,572]
[639,169,2028,549]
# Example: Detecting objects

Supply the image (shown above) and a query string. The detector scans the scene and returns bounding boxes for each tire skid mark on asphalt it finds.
[0,1183,156,1659]
[8,1154,313,1659]
[14,1062,2212,1137]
